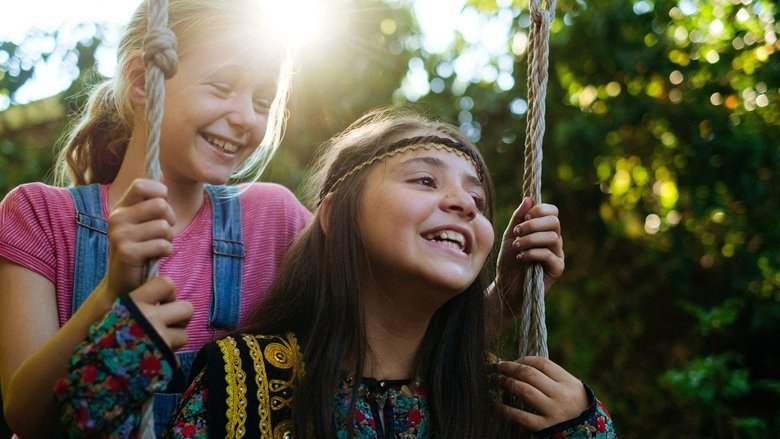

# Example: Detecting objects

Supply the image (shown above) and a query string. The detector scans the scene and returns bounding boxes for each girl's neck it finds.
[109,135,205,235]
[360,283,441,380]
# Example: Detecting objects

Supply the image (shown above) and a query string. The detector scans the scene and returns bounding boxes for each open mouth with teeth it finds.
[424,230,468,253]
[204,134,240,153]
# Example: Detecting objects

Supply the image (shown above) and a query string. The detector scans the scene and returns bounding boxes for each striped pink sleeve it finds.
[0,183,75,282]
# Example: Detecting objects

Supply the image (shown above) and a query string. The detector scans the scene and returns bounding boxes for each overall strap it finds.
[204,184,245,330]
[151,182,245,434]
[68,184,108,315]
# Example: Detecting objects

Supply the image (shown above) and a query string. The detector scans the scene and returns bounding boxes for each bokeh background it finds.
[1,0,778,437]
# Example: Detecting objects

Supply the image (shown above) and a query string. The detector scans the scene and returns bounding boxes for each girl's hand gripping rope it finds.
[495,197,564,309]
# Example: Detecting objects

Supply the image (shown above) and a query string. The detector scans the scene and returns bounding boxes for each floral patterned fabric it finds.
[164,367,431,439]
[54,297,178,438]
[169,362,615,439]
[56,303,616,438]
[332,377,429,438]
[165,371,209,438]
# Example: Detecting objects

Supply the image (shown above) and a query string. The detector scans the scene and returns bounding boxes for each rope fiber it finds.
[511,1,555,436]
[140,0,178,436]
[519,0,555,361]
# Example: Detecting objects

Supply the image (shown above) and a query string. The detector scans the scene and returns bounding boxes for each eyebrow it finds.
[200,68,277,88]
[397,156,484,189]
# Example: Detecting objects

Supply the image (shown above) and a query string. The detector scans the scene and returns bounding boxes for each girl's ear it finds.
[128,57,147,107]
[318,193,334,234]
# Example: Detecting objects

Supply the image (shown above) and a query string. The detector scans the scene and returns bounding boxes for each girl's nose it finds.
[226,93,258,132]
[442,187,477,220]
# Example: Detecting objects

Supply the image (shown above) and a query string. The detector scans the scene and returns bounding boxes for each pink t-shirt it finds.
[0,182,311,351]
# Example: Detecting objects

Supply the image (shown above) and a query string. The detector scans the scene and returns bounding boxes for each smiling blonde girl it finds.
[0,1,310,436]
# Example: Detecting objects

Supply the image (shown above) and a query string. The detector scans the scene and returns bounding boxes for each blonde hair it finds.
[55,0,292,186]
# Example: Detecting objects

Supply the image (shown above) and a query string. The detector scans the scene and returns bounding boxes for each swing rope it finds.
[132,0,552,435]
[139,0,178,436]
[519,0,555,360]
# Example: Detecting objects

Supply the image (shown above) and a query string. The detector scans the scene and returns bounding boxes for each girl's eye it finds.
[210,83,232,95]
[254,98,272,113]
[471,194,487,213]
[413,176,437,187]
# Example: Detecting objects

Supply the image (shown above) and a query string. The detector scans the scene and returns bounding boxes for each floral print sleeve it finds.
[534,386,616,438]
[164,368,210,439]
[54,296,178,438]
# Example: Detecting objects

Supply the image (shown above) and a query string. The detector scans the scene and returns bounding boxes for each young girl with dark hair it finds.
[1,1,562,435]
[55,107,613,438]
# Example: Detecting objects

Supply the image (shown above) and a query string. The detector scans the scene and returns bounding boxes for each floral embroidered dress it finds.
[55,299,616,438]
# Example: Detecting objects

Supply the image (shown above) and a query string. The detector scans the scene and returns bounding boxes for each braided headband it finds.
[321,135,483,202]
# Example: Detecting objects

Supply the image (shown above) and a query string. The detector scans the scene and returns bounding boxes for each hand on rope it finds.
[106,179,175,298]
[105,179,192,351]
[495,197,564,312]
[495,357,589,432]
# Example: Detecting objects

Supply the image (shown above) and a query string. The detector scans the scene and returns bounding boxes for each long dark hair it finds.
[242,107,501,437]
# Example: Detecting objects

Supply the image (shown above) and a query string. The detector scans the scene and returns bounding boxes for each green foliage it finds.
[1,26,106,195]
[661,351,778,438]
[2,0,779,437]
[0,39,36,101]
[415,0,779,436]
[662,352,750,404]
[0,137,54,191]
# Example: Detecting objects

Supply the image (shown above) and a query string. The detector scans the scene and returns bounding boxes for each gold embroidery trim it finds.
[327,142,482,195]
[243,334,273,437]
[264,335,297,412]
[246,333,304,437]
[273,419,294,439]
[218,336,248,439]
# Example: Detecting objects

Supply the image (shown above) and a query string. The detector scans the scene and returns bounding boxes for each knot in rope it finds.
[529,0,556,24]
[143,27,179,79]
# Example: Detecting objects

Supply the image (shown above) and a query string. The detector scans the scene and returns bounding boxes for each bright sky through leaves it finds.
[1,0,502,108]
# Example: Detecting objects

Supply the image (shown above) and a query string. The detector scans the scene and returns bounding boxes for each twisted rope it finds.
[140,0,178,436]
[519,0,555,360]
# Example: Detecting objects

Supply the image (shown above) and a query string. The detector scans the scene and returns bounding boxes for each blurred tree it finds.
[409,0,779,436]
[1,25,107,194]
[2,0,779,437]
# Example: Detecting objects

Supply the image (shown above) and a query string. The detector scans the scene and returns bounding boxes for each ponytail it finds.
[55,80,132,186]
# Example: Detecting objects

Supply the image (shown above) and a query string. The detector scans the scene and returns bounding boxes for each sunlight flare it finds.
[263,0,323,47]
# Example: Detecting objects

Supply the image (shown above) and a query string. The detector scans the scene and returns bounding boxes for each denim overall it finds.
[68,184,244,435]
